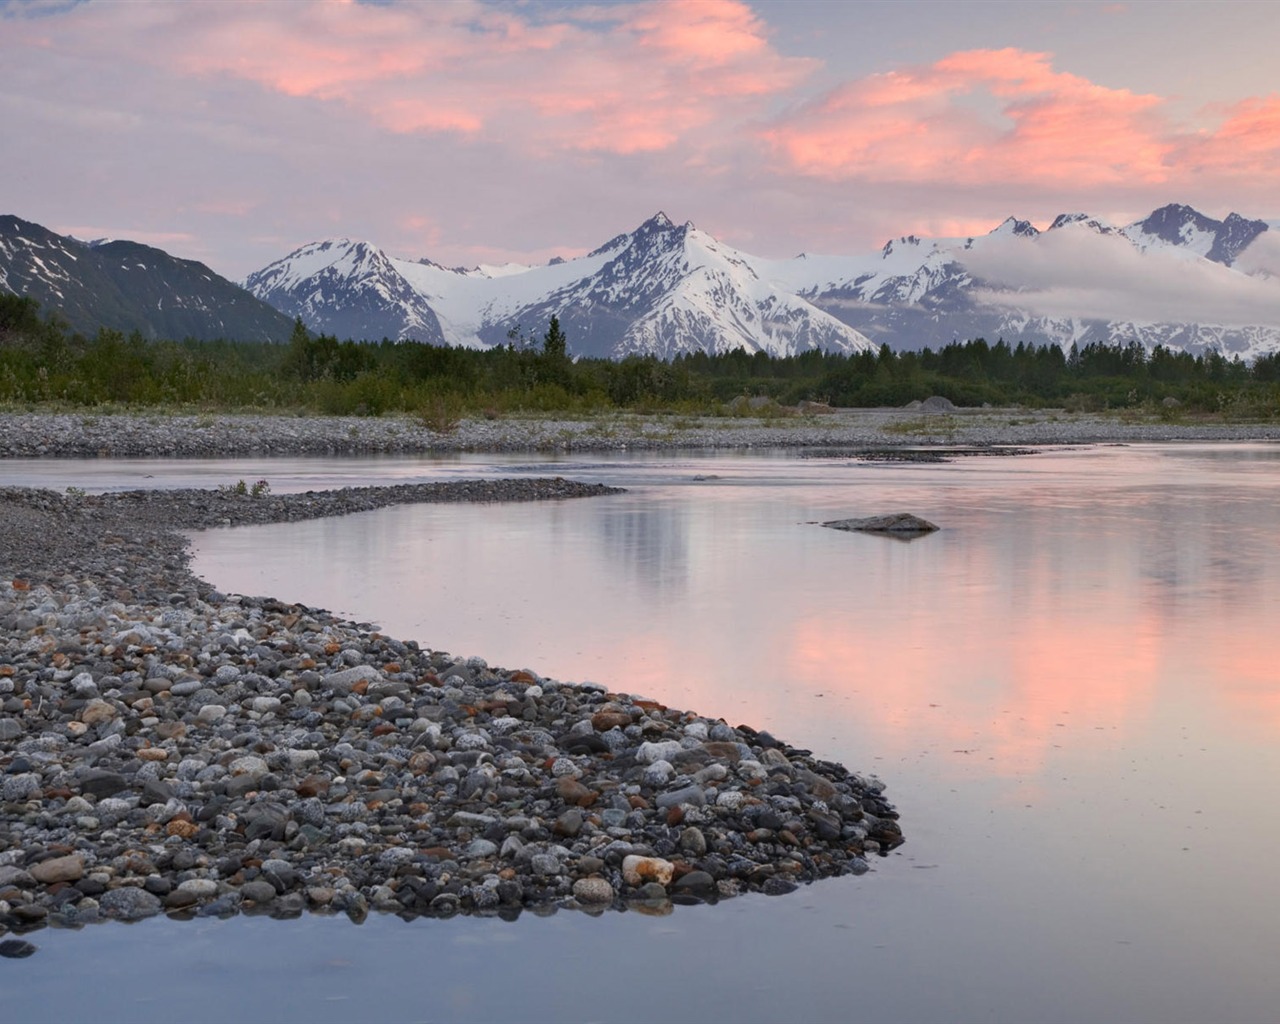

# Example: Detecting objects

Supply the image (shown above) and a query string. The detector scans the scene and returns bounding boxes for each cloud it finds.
[762,48,1170,187]
[20,0,814,157]
[1233,231,1280,278]
[3,2,1278,279]
[963,224,1280,328]
[762,47,1280,203]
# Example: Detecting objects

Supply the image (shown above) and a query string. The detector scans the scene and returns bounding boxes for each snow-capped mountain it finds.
[246,213,872,358]
[1121,204,1268,265]
[7,203,1277,360]
[0,215,294,342]
[761,204,1279,358]
[244,203,1278,361]
[244,239,448,346]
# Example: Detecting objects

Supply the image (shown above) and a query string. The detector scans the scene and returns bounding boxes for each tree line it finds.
[2,293,1278,420]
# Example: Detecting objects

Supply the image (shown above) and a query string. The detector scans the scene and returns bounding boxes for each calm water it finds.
[7,444,1280,1023]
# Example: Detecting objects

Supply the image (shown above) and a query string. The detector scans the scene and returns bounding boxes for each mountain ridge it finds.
[0,215,295,342]
[4,204,1277,360]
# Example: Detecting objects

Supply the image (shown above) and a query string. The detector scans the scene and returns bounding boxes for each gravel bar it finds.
[0,477,902,935]
[4,407,1280,459]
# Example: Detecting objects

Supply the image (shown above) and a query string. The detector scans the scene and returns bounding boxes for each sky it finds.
[4,0,1280,282]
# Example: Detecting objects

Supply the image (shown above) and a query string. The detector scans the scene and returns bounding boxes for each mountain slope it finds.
[243,239,447,345]
[0,215,294,341]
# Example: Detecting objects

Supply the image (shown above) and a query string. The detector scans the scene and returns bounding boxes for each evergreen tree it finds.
[542,316,567,360]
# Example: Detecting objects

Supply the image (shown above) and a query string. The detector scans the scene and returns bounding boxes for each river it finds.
[7,443,1280,1023]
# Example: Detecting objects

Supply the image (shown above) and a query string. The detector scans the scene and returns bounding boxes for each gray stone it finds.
[0,866,35,888]
[530,854,562,877]
[324,665,381,694]
[822,513,939,536]
[671,870,717,895]
[240,880,277,904]
[80,770,127,798]
[99,887,164,920]
[2,773,41,802]
[174,878,219,900]
[655,785,706,809]
[572,877,615,904]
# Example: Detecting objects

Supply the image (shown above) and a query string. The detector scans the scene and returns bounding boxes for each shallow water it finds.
[8,443,1280,1023]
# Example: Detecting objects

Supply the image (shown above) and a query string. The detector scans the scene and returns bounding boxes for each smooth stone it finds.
[572,877,615,905]
[30,854,85,884]
[671,870,717,895]
[80,699,119,725]
[466,839,499,859]
[240,880,277,903]
[678,827,707,857]
[175,878,219,899]
[655,785,705,810]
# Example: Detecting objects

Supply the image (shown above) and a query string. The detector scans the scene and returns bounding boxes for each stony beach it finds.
[1,407,1275,945]
[4,405,1280,458]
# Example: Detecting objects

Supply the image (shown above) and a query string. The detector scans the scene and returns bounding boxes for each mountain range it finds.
[4,204,1279,360]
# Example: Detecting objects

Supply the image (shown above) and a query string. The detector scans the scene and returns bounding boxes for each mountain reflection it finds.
[191,445,1280,784]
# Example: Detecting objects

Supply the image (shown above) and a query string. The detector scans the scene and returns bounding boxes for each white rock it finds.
[621,854,674,887]
[637,740,684,765]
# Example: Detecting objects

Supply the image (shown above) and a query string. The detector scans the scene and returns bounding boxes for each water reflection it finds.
[189,446,1280,774]
[593,502,691,595]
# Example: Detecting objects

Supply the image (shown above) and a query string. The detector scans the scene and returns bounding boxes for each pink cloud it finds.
[6,3,1277,276]
[763,48,1173,188]
[1181,95,1280,171]
[28,0,813,158]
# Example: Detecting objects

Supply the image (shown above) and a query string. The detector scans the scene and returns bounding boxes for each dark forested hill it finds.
[0,215,295,341]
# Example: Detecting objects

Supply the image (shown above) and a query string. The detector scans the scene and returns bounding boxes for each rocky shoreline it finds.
[0,479,902,938]
[4,406,1280,459]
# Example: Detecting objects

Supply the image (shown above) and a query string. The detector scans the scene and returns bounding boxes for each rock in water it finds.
[0,939,37,959]
[822,513,939,535]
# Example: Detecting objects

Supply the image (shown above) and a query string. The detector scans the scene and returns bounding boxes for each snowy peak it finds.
[989,217,1040,239]
[245,238,445,344]
[1210,212,1269,265]
[1048,213,1115,234]
[474,213,870,358]
[881,235,924,258]
[1124,203,1268,265]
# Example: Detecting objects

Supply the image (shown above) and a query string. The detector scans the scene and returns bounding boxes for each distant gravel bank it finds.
[3,407,1279,459]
